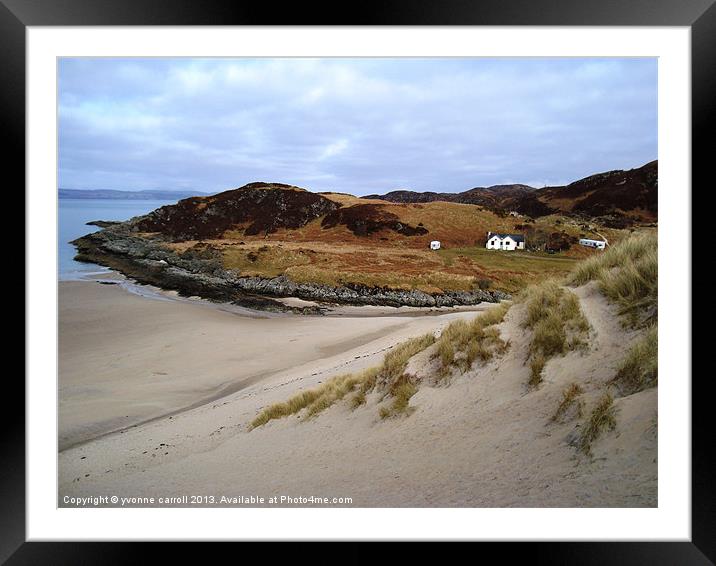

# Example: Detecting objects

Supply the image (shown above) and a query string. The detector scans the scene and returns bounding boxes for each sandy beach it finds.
[59,279,483,450]
[58,278,656,508]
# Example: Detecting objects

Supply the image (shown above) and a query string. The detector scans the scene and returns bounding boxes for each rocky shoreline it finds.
[72,222,510,313]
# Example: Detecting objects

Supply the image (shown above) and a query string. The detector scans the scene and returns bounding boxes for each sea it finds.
[59,199,176,281]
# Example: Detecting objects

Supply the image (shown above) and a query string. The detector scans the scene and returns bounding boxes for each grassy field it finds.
[218,240,584,294]
[438,247,579,291]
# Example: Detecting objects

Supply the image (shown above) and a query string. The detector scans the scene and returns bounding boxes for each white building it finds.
[486,232,525,251]
[430,240,441,250]
[578,238,606,250]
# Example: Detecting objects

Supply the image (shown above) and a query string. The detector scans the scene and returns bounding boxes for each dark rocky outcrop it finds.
[234,275,508,307]
[135,182,340,241]
[72,228,294,311]
[512,193,558,218]
[321,204,428,237]
[362,190,449,204]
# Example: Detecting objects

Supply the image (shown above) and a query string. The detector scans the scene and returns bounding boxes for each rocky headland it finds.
[73,221,509,313]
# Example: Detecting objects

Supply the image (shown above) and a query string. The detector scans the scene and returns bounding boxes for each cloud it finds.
[318,139,349,161]
[58,57,657,194]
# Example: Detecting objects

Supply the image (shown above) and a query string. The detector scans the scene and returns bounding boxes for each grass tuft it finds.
[578,392,617,455]
[303,374,363,418]
[521,281,590,388]
[551,383,584,423]
[249,389,324,430]
[433,302,511,376]
[249,335,435,429]
[437,339,456,371]
[612,325,658,395]
[350,390,367,408]
[531,314,567,358]
[529,353,547,388]
[381,334,436,383]
[250,369,380,429]
[379,382,418,419]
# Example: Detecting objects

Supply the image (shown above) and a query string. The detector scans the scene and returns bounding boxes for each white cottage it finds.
[430,240,441,250]
[578,238,606,250]
[486,232,525,251]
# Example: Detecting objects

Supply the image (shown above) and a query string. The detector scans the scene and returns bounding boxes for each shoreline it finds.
[71,226,510,312]
[63,267,497,319]
[59,278,490,450]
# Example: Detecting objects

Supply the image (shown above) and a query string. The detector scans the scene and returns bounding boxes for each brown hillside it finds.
[363,161,657,224]
[362,184,535,209]
[136,182,339,240]
[524,161,658,223]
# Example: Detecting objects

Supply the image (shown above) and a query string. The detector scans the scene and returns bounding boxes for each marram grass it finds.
[568,231,657,326]
[613,325,657,394]
[433,302,511,377]
[578,392,617,456]
[250,335,435,429]
[520,280,590,388]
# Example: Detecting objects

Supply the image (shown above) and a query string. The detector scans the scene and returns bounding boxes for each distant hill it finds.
[518,160,658,224]
[363,184,536,209]
[59,188,209,200]
[363,161,657,225]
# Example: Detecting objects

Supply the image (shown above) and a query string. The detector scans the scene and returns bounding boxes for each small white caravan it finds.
[578,238,606,250]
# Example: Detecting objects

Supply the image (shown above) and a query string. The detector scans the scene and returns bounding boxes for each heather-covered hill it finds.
[362,184,535,209]
[135,182,340,240]
[362,161,658,226]
[527,160,658,223]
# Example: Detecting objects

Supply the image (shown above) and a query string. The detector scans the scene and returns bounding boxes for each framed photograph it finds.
[12,0,708,561]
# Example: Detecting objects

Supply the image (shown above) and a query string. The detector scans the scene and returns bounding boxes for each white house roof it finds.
[489,232,525,243]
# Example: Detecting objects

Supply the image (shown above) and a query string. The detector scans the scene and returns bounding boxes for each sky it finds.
[58,58,657,195]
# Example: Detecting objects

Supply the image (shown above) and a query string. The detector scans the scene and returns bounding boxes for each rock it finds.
[71,223,511,311]
[491,290,512,302]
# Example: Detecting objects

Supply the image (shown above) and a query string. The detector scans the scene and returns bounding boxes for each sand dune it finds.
[59,279,656,507]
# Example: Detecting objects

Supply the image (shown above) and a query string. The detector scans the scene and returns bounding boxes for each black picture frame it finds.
[8,0,709,562]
